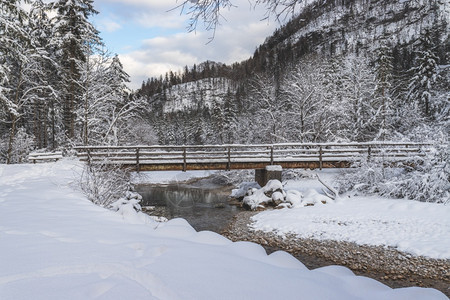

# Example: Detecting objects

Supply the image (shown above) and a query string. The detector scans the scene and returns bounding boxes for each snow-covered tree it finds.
[51,0,100,140]
[223,88,238,144]
[211,99,225,144]
[0,1,28,160]
[0,0,58,163]
[374,44,396,141]
[334,55,380,142]
[281,57,327,142]
[28,0,61,150]
[408,34,440,117]
[78,48,140,146]
[248,74,286,143]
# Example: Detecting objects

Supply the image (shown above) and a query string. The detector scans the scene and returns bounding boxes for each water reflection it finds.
[136,185,239,233]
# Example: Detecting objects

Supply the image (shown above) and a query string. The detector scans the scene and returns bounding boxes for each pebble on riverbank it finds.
[222,211,450,297]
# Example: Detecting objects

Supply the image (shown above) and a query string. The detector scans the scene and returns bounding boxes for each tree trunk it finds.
[6,115,17,164]
[7,67,23,164]
[50,98,56,149]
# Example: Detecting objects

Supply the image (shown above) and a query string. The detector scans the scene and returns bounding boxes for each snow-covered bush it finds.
[217,169,255,186]
[336,156,403,195]
[0,128,35,164]
[282,169,317,181]
[337,144,449,204]
[110,190,168,224]
[79,161,131,207]
[110,191,143,212]
[386,144,449,204]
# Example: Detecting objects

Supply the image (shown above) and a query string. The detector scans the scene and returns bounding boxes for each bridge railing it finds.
[74,142,431,171]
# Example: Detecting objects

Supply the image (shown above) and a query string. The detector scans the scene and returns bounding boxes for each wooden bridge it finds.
[74,142,430,172]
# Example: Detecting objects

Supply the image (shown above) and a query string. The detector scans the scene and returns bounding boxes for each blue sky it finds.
[90,0,280,89]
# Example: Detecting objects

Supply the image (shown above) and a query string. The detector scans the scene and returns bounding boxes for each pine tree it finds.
[28,0,63,150]
[79,49,138,146]
[51,0,100,140]
[375,44,394,141]
[223,88,237,144]
[408,33,440,117]
[0,0,47,163]
[211,100,224,144]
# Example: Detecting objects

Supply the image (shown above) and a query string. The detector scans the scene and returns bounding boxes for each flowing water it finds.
[135,181,449,297]
[135,183,239,233]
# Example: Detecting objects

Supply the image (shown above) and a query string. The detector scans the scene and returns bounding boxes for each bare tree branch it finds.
[174,0,301,37]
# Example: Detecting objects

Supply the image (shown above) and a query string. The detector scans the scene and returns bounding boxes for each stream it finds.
[135,180,449,297]
[135,181,239,233]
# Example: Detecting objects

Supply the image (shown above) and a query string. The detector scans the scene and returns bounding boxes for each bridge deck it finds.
[74,142,429,172]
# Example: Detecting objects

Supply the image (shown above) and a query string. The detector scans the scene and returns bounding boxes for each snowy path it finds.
[0,160,447,299]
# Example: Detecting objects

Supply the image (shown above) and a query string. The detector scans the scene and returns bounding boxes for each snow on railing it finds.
[28,151,63,164]
[73,142,432,171]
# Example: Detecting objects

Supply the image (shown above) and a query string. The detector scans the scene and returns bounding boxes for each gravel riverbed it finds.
[222,211,450,297]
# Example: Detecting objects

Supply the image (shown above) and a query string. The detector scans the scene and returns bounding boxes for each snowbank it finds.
[250,171,450,260]
[0,160,446,299]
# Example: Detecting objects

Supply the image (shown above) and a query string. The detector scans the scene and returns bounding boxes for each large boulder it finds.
[242,180,286,210]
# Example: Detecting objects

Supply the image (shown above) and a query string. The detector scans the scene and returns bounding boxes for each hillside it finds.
[137,0,448,146]
[161,78,234,113]
[260,0,448,61]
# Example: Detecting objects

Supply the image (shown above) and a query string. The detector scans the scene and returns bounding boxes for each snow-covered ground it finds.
[0,160,447,299]
[249,170,450,260]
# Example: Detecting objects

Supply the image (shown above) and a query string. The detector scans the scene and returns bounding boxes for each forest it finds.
[0,0,134,164]
[0,0,448,202]
[138,0,449,147]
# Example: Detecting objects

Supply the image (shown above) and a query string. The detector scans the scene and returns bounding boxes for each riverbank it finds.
[222,211,450,297]
[133,170,450,297]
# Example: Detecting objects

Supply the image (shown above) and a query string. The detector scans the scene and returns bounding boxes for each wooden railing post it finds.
[367,146,371,162]
[227,146,231,171]
[136,147,140,172]
[270,146,274,165]
[87,148,91,165]
[319,145,323,170]
[183,147,187,172]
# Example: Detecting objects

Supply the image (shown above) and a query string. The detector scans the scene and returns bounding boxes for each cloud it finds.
[94,0,280,89]
[97,18,122,32]
[135,12,186,29]
[96,0,171,9]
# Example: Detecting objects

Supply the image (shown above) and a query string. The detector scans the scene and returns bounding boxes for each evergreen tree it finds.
[375,44,394,141]
[211,100,224,144]
[0,0,30,163]
[28,0,62,150]
[408,33,440,117]
[223,88,238,144]
[79,50,137,146]
[51,0,100,140]
[107,55,131,100]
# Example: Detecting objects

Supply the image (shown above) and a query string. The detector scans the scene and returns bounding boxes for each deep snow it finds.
[250,171,450,260]
[0,160,447,299]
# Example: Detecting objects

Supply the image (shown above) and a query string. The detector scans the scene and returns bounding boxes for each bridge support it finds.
[255,165,282,187]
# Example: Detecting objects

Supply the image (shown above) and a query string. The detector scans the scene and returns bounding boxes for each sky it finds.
[90,1,281,90]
